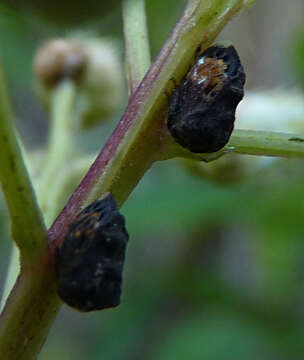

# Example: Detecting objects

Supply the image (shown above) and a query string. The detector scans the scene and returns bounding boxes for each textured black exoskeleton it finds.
[56,193,129,312]
[167,45,245,153]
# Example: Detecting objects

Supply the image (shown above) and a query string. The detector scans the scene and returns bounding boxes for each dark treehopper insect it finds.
[167,45,246,153]
[56,193,129,312]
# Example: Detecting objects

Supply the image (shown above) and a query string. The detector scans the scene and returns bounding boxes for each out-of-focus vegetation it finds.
[293,31,304,88]
[1,0,121,26]
[1,1,304,359]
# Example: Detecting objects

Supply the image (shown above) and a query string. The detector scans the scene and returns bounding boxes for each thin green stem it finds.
[230,129,304,157]
[167,130,304,162]
[122,0,151,95]
[37,80,77,226]
[0,65,46,262]
[0,63,58,360]
[0,80,78,359]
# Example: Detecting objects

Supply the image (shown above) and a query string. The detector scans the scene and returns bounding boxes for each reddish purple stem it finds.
[47,16,180,251]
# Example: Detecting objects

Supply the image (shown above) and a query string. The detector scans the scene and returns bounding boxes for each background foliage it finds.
[1,0,304,359]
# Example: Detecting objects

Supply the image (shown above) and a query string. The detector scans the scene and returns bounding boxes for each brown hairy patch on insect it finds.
[186,57,228,98]
[167,45,245,153]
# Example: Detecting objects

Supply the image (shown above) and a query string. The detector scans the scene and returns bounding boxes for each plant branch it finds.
[122,0,151,96]
[0,79,84,360]
[0,264,60,360]
[0,65,46,263]
[0,63,58,360]
[230,129,304,157]
[48,0,252,252]
[167,129,304,161]
[0,73,86,360]
[37,80,78,226]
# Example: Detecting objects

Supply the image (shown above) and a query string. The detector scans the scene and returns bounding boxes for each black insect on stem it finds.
[55,193,129,312]
[167,45,245,153]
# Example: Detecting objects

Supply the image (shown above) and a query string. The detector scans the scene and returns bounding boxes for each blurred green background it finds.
[1,0,304,359]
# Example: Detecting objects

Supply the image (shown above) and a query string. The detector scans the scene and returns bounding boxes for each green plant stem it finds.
[167,129,304,161]
[0,65,46,263]
[49,0,252,249]
[230,130,304,157]
[0,63,58,359]
[37,80,78,226]
[122,0,151,95]
[0,80,79,359]
[0,263,60,360]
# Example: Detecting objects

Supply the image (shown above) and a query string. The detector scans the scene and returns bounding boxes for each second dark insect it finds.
[167,45,246,153]
[56,194,129,312]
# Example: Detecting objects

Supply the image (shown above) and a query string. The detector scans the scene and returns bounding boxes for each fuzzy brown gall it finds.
[167,45,245,153]
[34,39,88,87]
[55,194,129,312]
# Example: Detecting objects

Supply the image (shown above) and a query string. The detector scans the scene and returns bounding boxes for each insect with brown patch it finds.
[55,193,129,312]
[167,45,246,153]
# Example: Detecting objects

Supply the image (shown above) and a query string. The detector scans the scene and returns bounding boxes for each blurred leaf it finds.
[146,0,186,57]
[291,29,304,87]
[123,161,238,237]
[155,311,276,360]
[0,6,48,88]
[2,1,120,27]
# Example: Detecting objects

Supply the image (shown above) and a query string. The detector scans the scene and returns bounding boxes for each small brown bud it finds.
[34,39,88,87]
[34,37,123,130]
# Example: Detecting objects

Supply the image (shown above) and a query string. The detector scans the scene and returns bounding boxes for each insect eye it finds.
[167,45,245,154]
[55,193,129,312]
